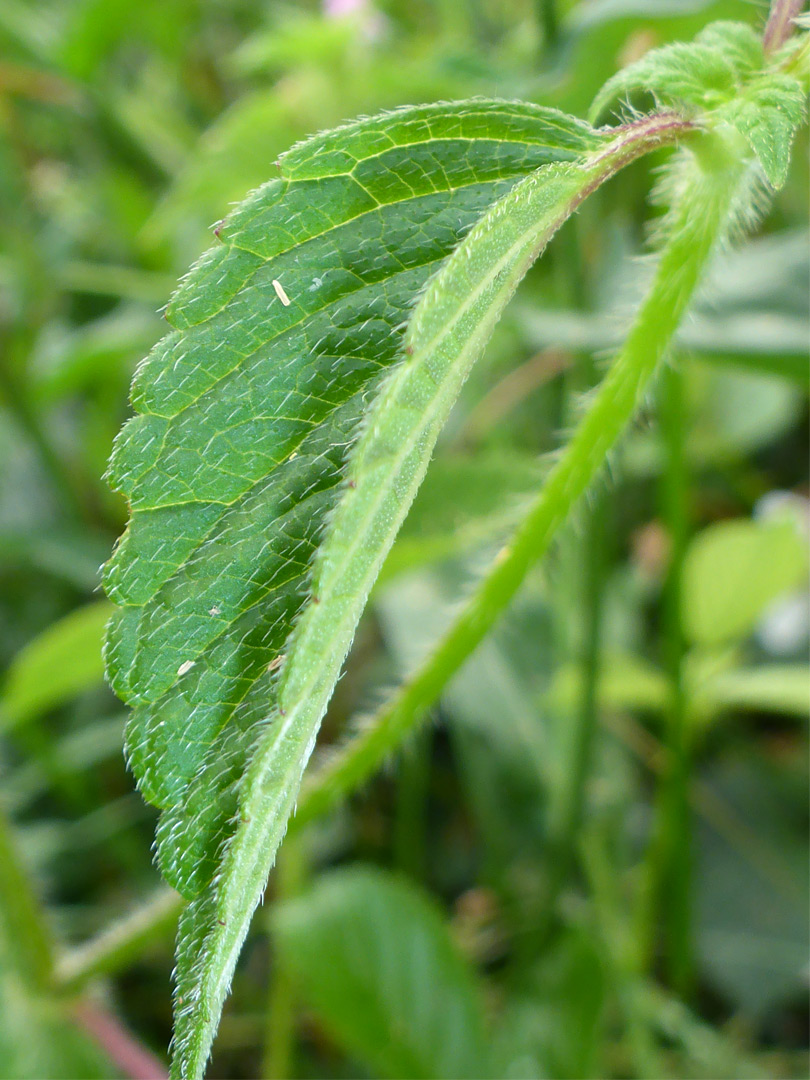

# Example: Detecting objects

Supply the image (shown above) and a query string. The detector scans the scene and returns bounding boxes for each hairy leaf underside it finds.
[104,101,602,901]
[102,17,808,1075]
[106,90,726,1074]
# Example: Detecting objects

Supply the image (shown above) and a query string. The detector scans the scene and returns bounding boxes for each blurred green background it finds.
[0,1,808,1077]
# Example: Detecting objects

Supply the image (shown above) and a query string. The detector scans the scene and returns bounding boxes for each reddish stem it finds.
[72,999,168,1080]
[763,0,803,54]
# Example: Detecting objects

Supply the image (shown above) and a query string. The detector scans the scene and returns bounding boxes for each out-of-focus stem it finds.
[659,360,692,993]
[56,888,182,992]
[262,837,306,1080]
[393,727,431,880]
[0,806,53,990]
[763,0,803,54]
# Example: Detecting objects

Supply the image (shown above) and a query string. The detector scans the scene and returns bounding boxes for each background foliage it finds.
[0,1,807,1077]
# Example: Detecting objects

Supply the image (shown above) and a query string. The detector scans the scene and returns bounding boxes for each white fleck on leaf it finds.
[272,279,291,306]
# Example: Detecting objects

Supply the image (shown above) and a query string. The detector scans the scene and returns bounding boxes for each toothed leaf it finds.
[105,100,601,898]
[160,111,692,1078]
[721,74,807,188]
[589,21,763,122]
[107,99,671,1077]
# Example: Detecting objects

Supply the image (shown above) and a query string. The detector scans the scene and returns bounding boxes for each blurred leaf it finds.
[0,973,116,1080]
[0,601,113,731]
[274,866,488,1079]
[700,664,810,720]
[380,452,545,583]
[691,368,806,459]
[491,928,605,1080]
[518,229,810,386]
[695,751,809,1016]
[0,529,108,592]
[550,650,669,716]
[682,518,808,647]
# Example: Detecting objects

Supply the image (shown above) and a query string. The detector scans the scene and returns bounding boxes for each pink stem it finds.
[72,999,168,1080]
[763,0,803,54]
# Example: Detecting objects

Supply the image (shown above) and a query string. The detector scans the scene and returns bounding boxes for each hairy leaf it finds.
[722,74,806,188]
[105,100,601,897]
[105,102,695,1077]
[589,22,764,121]
[589,20,806,188]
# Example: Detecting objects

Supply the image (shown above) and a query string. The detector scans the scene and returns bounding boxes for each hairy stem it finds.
[763,0,803,54]
[296,132,750,833]
[56,888,181,992]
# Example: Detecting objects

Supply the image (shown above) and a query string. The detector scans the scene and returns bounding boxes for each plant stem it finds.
[262,838,306,1080]
[537,0,560,52]
[56,888,181,992]
[72,999,168,1080]
[295,133,747,834]
[763,0,803,54]
[581,827,665,1079]
[641,359,693,993]
[0,805,54,990]
[393,726,432,880]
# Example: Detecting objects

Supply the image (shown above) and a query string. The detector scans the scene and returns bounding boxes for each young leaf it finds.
[590,19,807,189]
[682,517,808,646]
[273,866,488,1079]
[721,74,806,189]
[105,102,694,1076]
[589,22,764,122]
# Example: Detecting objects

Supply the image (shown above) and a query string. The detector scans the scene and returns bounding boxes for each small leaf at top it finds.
[721,74,807,188]
[589,22,764,122]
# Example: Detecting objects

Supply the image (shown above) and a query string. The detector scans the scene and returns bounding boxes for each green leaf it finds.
[106,99,603,894]
[106,99,599,887]
[1,602,114,732]
[491,929,605,1079]
[701,664,810,720]
[273,866,488,1079]
[589,21,763,121]
[721,74,807,188]
[104,102,698,1077]
[589,20,806,189]
[682,518,808,646]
